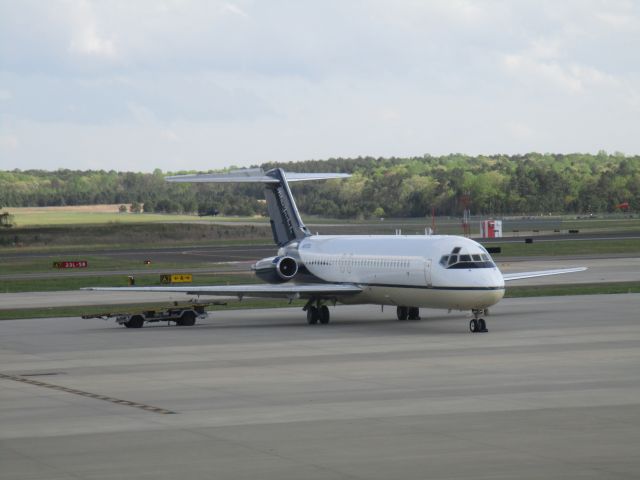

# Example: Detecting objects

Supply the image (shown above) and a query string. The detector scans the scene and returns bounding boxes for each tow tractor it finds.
[82,301,225,328]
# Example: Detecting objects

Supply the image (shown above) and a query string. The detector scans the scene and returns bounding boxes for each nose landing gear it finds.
[470,310,488,333]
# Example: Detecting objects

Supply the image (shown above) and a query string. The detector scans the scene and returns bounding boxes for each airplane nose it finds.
[482,269,505,306]
[491,268,506,289]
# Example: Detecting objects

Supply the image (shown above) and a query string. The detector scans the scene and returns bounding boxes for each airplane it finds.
[85,168,586,333]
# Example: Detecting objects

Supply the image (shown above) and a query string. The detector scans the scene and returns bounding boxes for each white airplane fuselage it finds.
[282,234,505,310]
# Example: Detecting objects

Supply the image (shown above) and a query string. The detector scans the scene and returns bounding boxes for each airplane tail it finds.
[166,168,350,246]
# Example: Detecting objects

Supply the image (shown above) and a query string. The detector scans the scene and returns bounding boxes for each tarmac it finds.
[1,294,640,479]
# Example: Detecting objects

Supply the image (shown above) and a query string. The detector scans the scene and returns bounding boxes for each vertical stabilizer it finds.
[165,168,350,246]
[264,169,310,246]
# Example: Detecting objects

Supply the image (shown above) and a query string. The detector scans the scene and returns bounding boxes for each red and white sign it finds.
[53,261,88,269]
[480,220,502,238]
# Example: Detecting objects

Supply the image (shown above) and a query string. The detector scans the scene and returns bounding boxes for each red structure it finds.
[53,261,88,269]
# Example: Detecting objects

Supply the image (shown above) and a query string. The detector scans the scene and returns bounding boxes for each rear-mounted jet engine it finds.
[253,256,299,283]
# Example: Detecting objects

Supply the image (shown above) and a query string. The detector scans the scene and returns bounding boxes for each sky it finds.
[1,0,639,172]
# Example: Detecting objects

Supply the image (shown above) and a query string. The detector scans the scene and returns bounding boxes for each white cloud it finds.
[595,11,640,31]
[0,133,19,151]
[67,0,117,58]
[502,53,621,94]
[0,0,639,170]
[221,2,248,18]
[505,122,536,141]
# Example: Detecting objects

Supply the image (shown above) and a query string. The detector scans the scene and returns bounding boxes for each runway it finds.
[1,295,640,479]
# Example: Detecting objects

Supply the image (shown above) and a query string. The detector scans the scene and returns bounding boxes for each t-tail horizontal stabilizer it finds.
[166,168,350,247]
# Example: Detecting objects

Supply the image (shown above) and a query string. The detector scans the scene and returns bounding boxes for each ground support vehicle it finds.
[82,302,224,328]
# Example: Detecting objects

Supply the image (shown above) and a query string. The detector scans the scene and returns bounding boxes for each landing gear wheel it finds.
[478,318,488,332]
[125,315,144,329]
[469,319,478,333]
[307,306,319,325]
[397,306,408,321]
[319,305,330,324]
[408,307,420,320]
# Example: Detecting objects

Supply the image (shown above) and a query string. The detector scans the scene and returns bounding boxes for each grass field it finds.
[5,206,640,232]
[504,281,640,297]
[7,209,268,227]
[0,272,258,294]
[490,237,640,257]
[0,253,252,275]
[0,222,273,250]
[0,298,306,321]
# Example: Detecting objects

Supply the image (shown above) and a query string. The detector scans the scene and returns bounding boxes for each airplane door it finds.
[424,259,432,287]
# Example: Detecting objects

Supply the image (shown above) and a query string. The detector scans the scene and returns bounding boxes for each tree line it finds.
[1,152,638,218]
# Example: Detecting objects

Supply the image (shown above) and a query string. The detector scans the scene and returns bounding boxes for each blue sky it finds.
[1,0,639,172]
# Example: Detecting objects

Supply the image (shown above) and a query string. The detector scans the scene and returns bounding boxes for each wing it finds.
[502,267,587,282]
[82,283,363,300]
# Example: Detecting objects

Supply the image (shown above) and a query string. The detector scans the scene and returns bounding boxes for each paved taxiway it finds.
[1,294,640,479]
[497,256,640,285]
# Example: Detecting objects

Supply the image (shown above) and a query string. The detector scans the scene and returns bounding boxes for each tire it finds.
[397,306,408,321]
[408,307,420,320]
[319,305,330,324]
[180,311,196,326]
[307,306,319,325]
[125,315,144,329]
[478,318,487,332]
[469,319,478,333]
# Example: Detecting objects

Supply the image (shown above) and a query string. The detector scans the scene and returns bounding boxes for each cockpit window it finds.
[440,248,495,269]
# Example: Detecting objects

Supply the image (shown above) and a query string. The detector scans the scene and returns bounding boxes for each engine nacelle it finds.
[253,256,299,283]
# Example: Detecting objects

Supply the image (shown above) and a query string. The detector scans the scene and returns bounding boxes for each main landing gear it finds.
[469,309,488,333]
[305,301,330,325]
[397,306,420,321]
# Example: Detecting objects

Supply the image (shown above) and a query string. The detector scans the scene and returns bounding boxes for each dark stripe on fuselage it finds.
[362,283,504,291]
[260,268,504,292]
